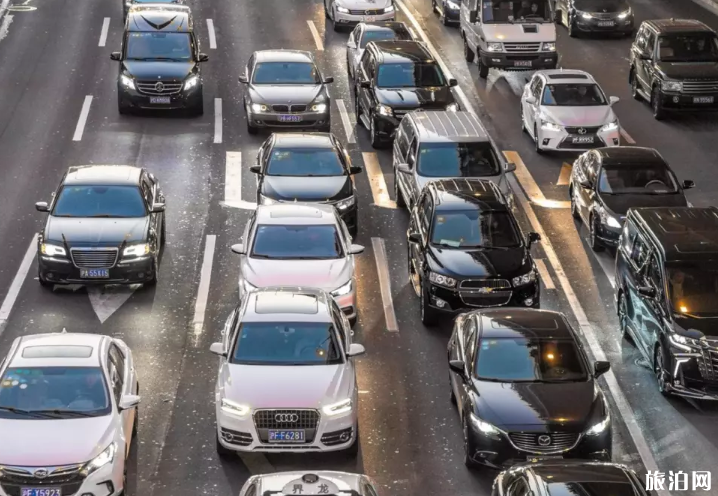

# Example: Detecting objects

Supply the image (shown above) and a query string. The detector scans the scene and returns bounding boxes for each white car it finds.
[346,22,416,80]
[239,471,382,496]
[324,0,395,33]
[520,70,621,153]
[211,287,366,455]
[0,331,139,496]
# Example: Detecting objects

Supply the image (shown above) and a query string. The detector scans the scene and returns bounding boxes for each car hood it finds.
[427,245,529,278]
[601,193,688,216]
[482,23,556,43]
[474,380,599,430]
[541,105,615,127]
[416,174,502,193]
[674,314,718,338]
[0,415,116,466]
[45,216,149,246]
[336,0,391,8]
[221,364,354,409]
[375,87,454,109]
[122,60,195,80]
[248,85,324,105]
[656,62,718,80]
[261,176,352,202]
[242,258,352,291]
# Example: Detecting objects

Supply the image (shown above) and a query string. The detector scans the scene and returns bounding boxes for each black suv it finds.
[629,19,718,120]
[353,40,458,148]
[615,207,718,400]
[111,5,208,115]
[407,179,540,326]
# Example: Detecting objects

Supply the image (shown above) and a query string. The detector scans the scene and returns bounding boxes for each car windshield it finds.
[252,62,320,84]
[667,264,718,316]
[53,185,147,217]
[231,322,343,365]
[431,210,521,248]
[360,29,409,48]
[252,225,343,259]
[476,338,588,382]
[658,34,718,63]
[573,0,629,10]
[482,0,552,23]
[376,63,445,88]
[417,142,502,178]
[0,367,111,419]
[125,32,192,61]
[266,148,345,176]
[542,83,607,106]
[598,165,679,194]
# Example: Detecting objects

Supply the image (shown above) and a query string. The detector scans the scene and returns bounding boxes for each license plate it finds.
[693,96,714,104]
[22,488,61,496]
[526,455,564,461]
[364,15,376,21]
[149,96,171,104]
[268,430,305,442]
[597,21,615,26]
[278,114,302,122]
[80,269,110,278]
[514,60,532,67]
[572,136,594,144]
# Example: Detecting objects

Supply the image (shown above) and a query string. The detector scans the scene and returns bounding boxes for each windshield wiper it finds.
[88,214,118,218]
[32,409,98,418]
[129,57,179,61]
[0,406,59,418]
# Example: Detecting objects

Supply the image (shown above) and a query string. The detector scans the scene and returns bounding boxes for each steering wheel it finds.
[645,179,667,190]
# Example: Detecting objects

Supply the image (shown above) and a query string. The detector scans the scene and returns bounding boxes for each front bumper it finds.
[425,281,540,314]
[537,124,620,151]
[574,16,634,33]
[661,345,718,400]
[479,50,558,71]
[247,110,330,129]
[118,83,202,110]
[656,90,718,112]
[594,221,622,247]
[334,9,395,26]
[38,254,155,285]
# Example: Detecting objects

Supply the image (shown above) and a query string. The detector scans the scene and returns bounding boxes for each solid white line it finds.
[192,235,217,336]
[504,151,571,209]
[371,237,399,332]
[307,20,324,51]
[363,152,397,209]
[336,99,355,143]
[72,96,93,141]
[214,98,222,144]
[620,128,636,145]
[0,14,13,43]
[223,152,257,210]
[206,19,217,49]
[98,17,110,47]
[535,259,555,290]
[0,234,38,332]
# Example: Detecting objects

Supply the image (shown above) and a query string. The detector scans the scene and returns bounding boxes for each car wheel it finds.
[394,173,406,207]
[463,36,475,63]
[324,0,330,18]
[370,113,382,149]
[349,223,358,239]
[449,372,457,404]
[651,86,665,121]
[555,9,562,26]
[420,282,438,326]
[630,70,642,101]
[332,5,342,32]
[654,344,670,397]
[462,415,477,469]
[355,93,365,129]
[617,292,629,340]
[534,125,543,154]
[441,5,451,25]
[477,57,488,79]
[570,187,580,220]
[132,407,139,439]
[588,215,605,252]
[431,0,436,11]
[160,218,166,247]
[216,433,234,458]
[520,106,526,133]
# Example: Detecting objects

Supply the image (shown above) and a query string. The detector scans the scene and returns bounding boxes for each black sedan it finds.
[555,0,634,37]
[448,308,612,469]
[240,50,333,135]
[569,147,693,251]
[35,165,165,287]
[250,133,362,237]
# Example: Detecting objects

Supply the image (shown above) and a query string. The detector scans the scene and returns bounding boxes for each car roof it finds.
[631,207,718,261]
[645,18,714,34]
[127,5,192,32]
[271,133,336,149]
[593,147,668,168]
[362,21,414,37]
[64,165,142,186]
[241,288,333,323]
[254,204,337,225]
[410,111,489,143]
[368,40,432,63]
[520,461,638,492]
[255,471,365,495]
[477,309,575,339]
[132,0,182,4]
[254,49,314,63]
[538,69,595,85]
[429,179,507,212]
[9,333,106,369]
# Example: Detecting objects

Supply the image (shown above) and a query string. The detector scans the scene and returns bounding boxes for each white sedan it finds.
[521,69,621,153]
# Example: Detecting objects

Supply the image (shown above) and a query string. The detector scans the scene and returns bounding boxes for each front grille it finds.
[321,427,353,446]
[270,104,308,113]
[136,80,183,95]
[348,8,384,15]
[459,279,512,307]
[221,427,253,446]
[70,248,118,269]
[253,409,320,444]
[698,347,718,381]
[504,42,541,52]
[460,279,511,289]
[682,80,718,95]
[590,12,617,20]
[460,294,512,307]
[509,432,580,453]
[564,126,602,135]
[0,464,85,496]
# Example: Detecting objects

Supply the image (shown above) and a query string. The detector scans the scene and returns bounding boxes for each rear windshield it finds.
[417,142,502,178]
[377,63,445,88]
[431,210,521,248]
[53,185,147,217]
[266,148,345,176]
[252,225,343,259]
[360,29,410,48]
[125,32,192,61]
[542,84,607,106]
[252,62,320,84]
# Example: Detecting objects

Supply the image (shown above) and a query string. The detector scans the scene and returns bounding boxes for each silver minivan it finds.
[392,110,516,208]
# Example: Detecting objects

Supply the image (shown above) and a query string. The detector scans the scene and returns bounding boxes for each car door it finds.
[640,253,666,354]
[359,56,378,120]
[107,347,132,456]
[393,118,412,203]
[634,27,656,92]
[254,138,272,200]
[406,138,421,205]
[462,0,480,53]
[625,234,652,356]
[141,173,162,249]
[452,316,477,419]
[411,192,433,284]
[577,152,599,223]
[347,26,362,79]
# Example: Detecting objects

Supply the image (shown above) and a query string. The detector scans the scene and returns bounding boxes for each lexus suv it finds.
[211,287,366,455]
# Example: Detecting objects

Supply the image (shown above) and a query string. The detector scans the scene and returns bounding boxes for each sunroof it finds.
[548,74,588,79]
[22,346,93,358]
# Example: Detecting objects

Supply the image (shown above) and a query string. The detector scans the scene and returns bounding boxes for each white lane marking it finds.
[222,151,257,210]
[557,162,572,186]
[620,128,636,145]
[214,98,222,144]
[363,152,397,209]
[535,259,555,290]
[336,99,356,143]
[0,234,37,332]
[87,285,140,323]
[504,151,571,209]
[206,19,217,49]
[0,14,13,43]
[307,20,324,51]
[592,250,616,289]
[192,235,216,337]
[238,453,275,474]
[371,237,399,332]
[72,96,93,141]
[98,17,110,47]
[358,390,370,394]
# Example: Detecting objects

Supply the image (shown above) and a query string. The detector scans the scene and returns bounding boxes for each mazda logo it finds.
[537,434,552,446]
[155,82,165,93]
[275,413,299,422]
[33,469,49,479]
[578,127,587,135]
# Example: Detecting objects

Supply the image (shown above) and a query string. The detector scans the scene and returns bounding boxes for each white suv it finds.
[324,0,395,32]
[211,287,365,455]
[0,331,139,496]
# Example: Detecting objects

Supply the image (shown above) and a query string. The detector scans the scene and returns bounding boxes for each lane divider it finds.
[0,234,37,334]
[192,234,216,337]
[207,19,217,49]
[98,17,110,47]
[72,95,93,141]
[307,20,324,51]
[222,151,257,210]
[504,151,570,209]
[214,98,222,144]
[557,162,572,186]
[335,99,356,143]
[534,259,555,290]
[363,152,397,209]
[371,237,399,332]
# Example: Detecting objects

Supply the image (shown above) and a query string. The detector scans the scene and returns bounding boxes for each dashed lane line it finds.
[535,259,556,290]
[207,19,217,49]
[557,162,572,186]
[98,17,110,47]
[192,235,216,338]
[504,151,571,209]
[0,234,37,334]
[222,152,257,210]
[307,20,323,51]
[371,237,399,332]
[620,128,636,145]
[363,152,397,209]
[214,98,222,144]
[72,96,93,141]
[336,99,356,144]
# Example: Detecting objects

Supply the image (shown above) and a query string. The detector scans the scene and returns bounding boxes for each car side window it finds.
[107,359,124,406]
[396,119,410,158]
[109,344,126,381]
[646,254,663,292]
[634,25,647,51]
[407,139,419,168]
[645,30,656,57]
[620,219,638,255]
[419,194,432,234]
[244,484,257,496]
[140,178,153,207]
[349,26,358,46]
[630,235,649,269]
[584,152,598,185]
[532,77,543,100]
[507,478,530,496]
[246,54,255,79]
[463,318,477,360]
[359,51,372,79]
[362,483,378,496]
[369,58,378,81]
[330,302,348,351]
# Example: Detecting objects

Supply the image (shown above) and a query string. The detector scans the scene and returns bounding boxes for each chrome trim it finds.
[505,432,583,454]
[70,247,119,269]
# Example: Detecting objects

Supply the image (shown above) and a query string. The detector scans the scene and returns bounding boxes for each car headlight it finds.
[429,271,457,288]
[542,42,556,52]
[617,8,631,19]
[184,75,200,90]
[40,243,67,257]
[323,398,352,416]
[336,5,349,13]
[579,11,593,19]
[486,42,503,52]
[82,443,116,476]
[383,4,394,13]
[251,103,269,113]
[311,103,327,113]
[120,74,135,90]
[445,102,459,112]
[331,280,353,297]
[123,243,150,257]
[260,195,278,205]
[669,333,702,351]
[512,270,537,287]
[541,120,562,132]
[597,205,621,229]
[599,120,619,133]
[586,412,610,436]
[469,413,501,437]
[376,103,393,116]
[334,195,356,210]
[221,398,250,417]
[661,81,682,92]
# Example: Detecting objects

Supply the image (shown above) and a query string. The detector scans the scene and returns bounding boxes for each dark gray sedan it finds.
[239,50,334,134]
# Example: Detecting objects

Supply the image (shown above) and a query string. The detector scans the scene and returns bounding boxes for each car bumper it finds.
[594,221,622,247]
[479,51,558,70]
[334,10,395,26]
[574,16,634,33]
[662,347,718,400]
[657,91,718,112]
[38,254,155,285]
[537,126,620,151]
[426,281,540,314]
[118,84,202,110]
[247,110,330,129]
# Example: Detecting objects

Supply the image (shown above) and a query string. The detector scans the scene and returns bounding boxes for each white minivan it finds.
[460,0,558,78]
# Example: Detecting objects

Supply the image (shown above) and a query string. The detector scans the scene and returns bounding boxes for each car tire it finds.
[463,36,475,63]
[216,433,234,458]
[651,86,665,121]
[520,106,526,133]
[349,315,357,327]
[420,282,438,326]
[160,218,166,247]
[654,343,670,397]
[332,5,342,32]
[588,214,605,252]
[345,425,360,457]
[462,415,478,469]
[570,187,580,220]
[630,70,642,101]
[477,58,488,79]
[441,5,451,26]
[324,0,330,18]
[534,125,543,154]
[132,408,139,439]
[555,9,562,26]
[349,224,358,240]
[355,92,365,129]
[369,113,382,149]
[449,372,457,404]
[431,0,436,11]
[394,174,406,207]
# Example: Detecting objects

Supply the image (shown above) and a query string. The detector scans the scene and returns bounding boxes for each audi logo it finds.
[155,82,165,93]
[537,434,552,446]
[275,413,299,422]
[577,127,587,135]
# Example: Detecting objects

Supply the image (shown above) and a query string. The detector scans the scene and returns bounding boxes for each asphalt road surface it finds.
[0,0,716,494]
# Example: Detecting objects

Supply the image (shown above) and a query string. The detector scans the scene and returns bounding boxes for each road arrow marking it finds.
[87,284,140,323]
[221,151,257,210]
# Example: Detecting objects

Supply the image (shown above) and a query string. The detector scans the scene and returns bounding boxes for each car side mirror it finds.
[639,51,651,60]
[110,51,121,61]
[209,342,226,356]
[324,76,334,84]
[525,95,537,105]
[580,179,592,189]
[449,359,465,374]
[449,78,458,87]
[469,10,478,23]
[360,80,371,88]
[349,165,363,175]
[347,41,357,49]
[231,243,245,255]
[35,202,49,212]
[397,163,411,174]
[151,202,165,213]
[118,394,141,410]
[349,244,365,255]
[527,232,541,245]
[249,165,261,174]
[682,179,695,190]
[594,361,610,378]
[238,75,248,84]
[504,162,517,173]
[408,232,421,244]
[346,343,366,357]
[638,286,656,298]
[198,53,209,62]
[609,96,620,105]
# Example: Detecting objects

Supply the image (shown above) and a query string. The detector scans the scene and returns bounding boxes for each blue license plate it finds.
[278,114,302,122]
[22,488,61,496]
[268,430,305,442]
[80,269,110,278]
[149,96,171,104]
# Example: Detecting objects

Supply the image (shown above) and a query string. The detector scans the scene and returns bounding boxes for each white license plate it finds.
[150,96,171,104]
[514,60,532,67]
[572,136,594,144]
[693,96,714,104]
[597,21,615,26]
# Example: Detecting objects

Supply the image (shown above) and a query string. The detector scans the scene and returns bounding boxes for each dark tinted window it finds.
[667,264,718,315]
[483,0,551,23]
[360,29,410,48]
[266,148,344,176]
[658,34,718,62]
[252,225,343,259]
[598,165,678,194]
[475,338,588,382]
[126,32,192,60]
[431,210,521,248]
[53,185,146,217]
[231,323,343,365]
[573,0,629,10]
[252,62,320,84]
[546,482,637,496]
[542,84,607,106]
[377,63,445,88]
[417,142,502,177]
